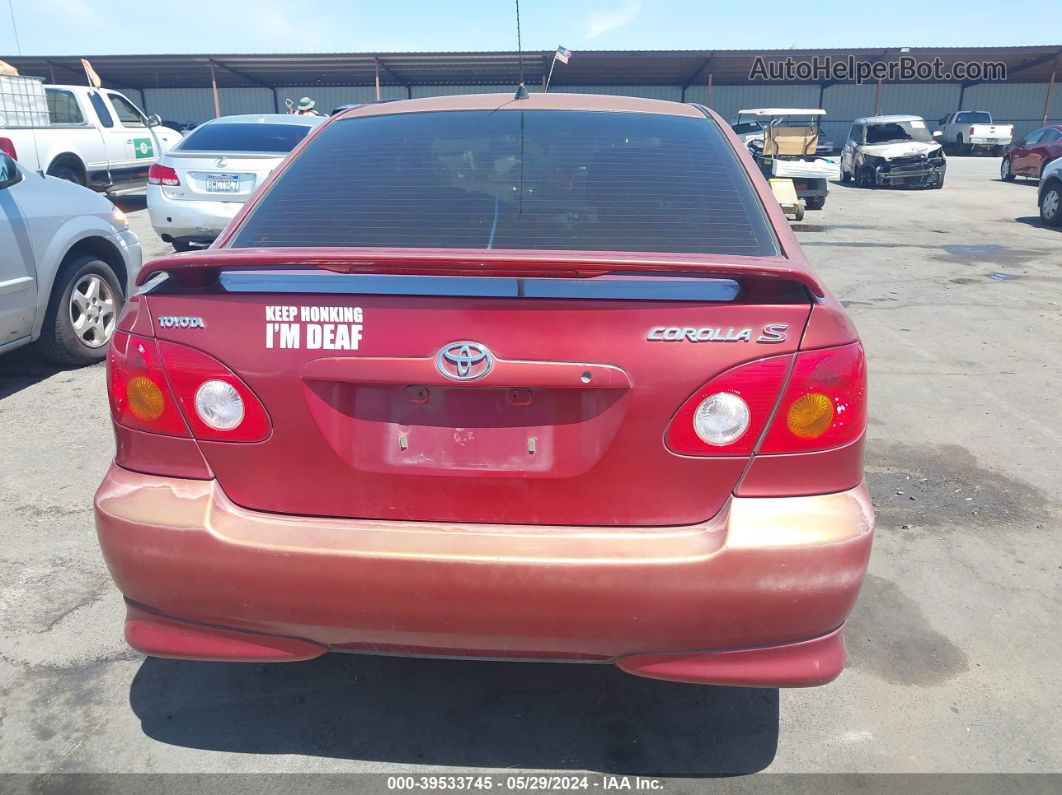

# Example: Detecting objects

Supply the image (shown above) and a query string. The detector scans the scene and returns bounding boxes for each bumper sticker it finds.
[265,305,364,350]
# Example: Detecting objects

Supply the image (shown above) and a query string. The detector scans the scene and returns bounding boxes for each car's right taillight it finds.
[760,342,866,453]
[0,137,16,160]
[147,163,180,186]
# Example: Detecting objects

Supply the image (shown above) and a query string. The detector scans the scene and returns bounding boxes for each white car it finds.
[1,77,181,192]
[840,115,947,189]
[935,111,1013,155]
[0,153,141,364]
[147,114,324,250]
[1038,158,1062,226]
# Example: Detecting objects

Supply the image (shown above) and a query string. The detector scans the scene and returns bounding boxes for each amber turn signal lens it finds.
[127,376,165,421]
[786,392,834,439]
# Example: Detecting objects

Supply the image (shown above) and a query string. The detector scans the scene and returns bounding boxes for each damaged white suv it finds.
[840,115,946,189]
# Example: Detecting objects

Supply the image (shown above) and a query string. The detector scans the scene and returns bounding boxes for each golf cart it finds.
[735,108,839,214]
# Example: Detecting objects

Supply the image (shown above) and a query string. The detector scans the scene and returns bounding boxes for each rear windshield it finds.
[179,123,312,153]
[955,111,991,124]
[232,110,778,257]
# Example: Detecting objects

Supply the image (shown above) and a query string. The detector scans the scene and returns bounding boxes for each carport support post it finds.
[1043,65,1057,126]
[706,72,713,108]
[209,61,221,119]
[874,79,882,115]
[375,58,381,102]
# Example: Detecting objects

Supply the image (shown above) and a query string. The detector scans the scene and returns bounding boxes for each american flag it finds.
[554,46,572,64]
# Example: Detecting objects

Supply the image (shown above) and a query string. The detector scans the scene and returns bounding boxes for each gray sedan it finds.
[0,153,142,365]
[146,114,324,251]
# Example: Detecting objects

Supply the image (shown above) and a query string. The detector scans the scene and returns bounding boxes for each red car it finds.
[95,93,873,688]
[1001,125,1062,181]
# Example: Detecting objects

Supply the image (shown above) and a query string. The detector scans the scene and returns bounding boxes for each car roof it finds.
[335,92,705,120]
[197,114,324,127]
[854,115,925,124]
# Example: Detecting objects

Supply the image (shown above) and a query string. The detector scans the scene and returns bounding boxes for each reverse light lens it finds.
[786,392,834,438]
[693,392,751,446]
[127,376,165,420]
[195,380,245,431]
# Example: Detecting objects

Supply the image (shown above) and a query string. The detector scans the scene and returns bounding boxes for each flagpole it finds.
[545,56,557,93]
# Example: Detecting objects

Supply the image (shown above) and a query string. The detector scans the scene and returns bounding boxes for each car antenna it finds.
[513,0,529,100]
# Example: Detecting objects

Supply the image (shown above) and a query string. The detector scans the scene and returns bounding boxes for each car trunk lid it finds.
[159,152,286,203]
[144,260,812,526]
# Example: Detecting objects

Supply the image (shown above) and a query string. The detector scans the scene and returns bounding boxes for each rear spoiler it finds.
[136,247,826,298]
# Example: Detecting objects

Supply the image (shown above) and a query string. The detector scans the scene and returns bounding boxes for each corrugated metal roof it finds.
[4,47,1060,90]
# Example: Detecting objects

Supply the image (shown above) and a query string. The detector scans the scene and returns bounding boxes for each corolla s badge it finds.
[647,324,789,343]
[436,341,494,381]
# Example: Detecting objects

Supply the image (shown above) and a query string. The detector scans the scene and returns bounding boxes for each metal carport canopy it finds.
[4,46,1060,90]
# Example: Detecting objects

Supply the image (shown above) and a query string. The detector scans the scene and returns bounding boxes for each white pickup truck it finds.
[0,78,180,192]
[935,111,1013,155]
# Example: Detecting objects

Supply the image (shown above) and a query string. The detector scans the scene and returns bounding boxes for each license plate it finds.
[206,174,239,192]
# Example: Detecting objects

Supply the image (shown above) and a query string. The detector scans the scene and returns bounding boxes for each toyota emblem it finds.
[436,341,493,381]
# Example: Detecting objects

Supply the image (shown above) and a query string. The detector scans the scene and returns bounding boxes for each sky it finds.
[2,0,1060,56]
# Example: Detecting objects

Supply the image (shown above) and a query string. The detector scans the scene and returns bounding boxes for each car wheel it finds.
[930,173,945,190]
[37,256,123,366]
[1041,183,1062,227]
[954,136,967,155]
[840,167,852,184]
[1000,157,1015,181]
[855,166,873,188]
[47,163,85,186]
[805,196,826,210]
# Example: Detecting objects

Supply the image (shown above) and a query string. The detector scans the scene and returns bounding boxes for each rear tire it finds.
[38,256,124,366]
[1000,157,1015,181]
[805,196,826,210]
[1041,182,1062,227]
[47,162,86,186]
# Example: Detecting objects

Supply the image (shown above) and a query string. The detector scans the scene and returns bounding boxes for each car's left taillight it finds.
[108,331,270,442]
[0,137,16,160]
[147,163,180,186]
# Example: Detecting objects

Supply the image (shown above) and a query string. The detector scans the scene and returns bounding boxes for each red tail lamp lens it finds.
[147,163,180,186]
[666,355,791,456]
[108,332,270,442]
[108,331,189,436]
[157,341,271,442]
[761,342,866,453]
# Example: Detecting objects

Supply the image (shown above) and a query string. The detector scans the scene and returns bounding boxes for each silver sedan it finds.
[146,114,324,251]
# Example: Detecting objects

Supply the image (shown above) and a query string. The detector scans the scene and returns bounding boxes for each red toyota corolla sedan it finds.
[1001,125,1062,181]
[94,93,873,687]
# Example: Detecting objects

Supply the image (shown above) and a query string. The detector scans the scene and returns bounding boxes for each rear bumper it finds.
[95,466,874,686]
[146,186,244,240]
